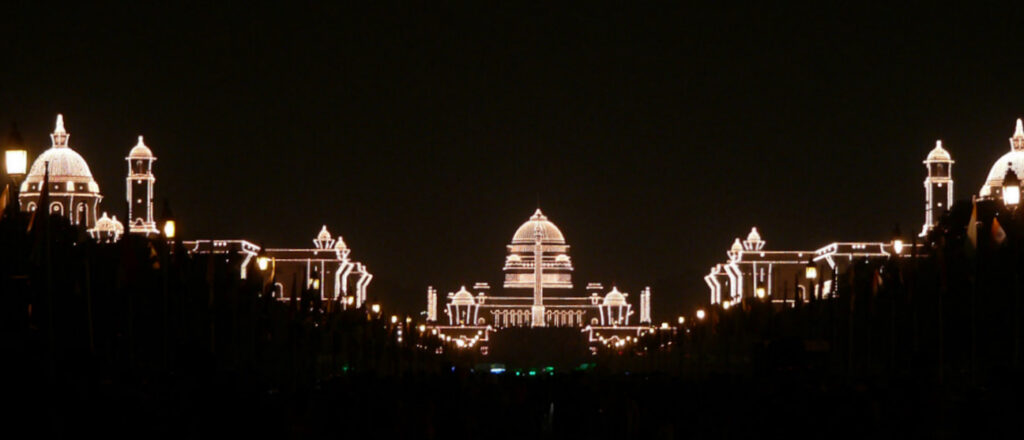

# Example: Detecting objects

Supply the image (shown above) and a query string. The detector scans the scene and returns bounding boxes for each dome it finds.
[451,286,475,305]
[746,227,762,243]
[127,136,154,159]
[981,120,1024,196]
[603,287,627,306]
[92,212,124,233]
[317,225,332,242]
[334,236,348,250]
[925,140,952,162]
[730,238,743,253]
[24,114,98,187]
[511,209,566,244]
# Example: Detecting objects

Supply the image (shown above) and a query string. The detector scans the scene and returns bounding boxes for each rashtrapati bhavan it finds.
[426,209,656,350]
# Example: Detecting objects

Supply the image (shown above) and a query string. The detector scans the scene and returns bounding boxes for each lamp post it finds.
[805,259,818,301]
[1004,167,1020,210]
[755,286,766,299]
[696,309,706,321]
[5,149,27,211]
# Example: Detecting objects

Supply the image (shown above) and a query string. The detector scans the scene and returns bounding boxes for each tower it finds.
[922,140,953,236]
[531,216,546,327]
[126,136,158,235]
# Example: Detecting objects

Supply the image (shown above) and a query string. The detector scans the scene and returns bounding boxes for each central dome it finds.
[511,209,566,244]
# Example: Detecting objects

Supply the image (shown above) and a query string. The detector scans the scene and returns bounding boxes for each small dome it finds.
[317,225,332,242]
[603,287,627,306]
[511,209,566,244]
[451,286,475,305]
[730,238,743,253]
[127,136,154,159]
[93,212,118,231]
[925,140,952,162]
[334,236,348,250]
[746,227,762,243]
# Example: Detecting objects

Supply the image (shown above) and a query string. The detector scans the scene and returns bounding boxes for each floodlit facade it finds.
[427,209,655,349]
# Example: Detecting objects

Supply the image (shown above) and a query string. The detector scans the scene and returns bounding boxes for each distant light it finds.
[418,324,426,332]
[490,367,505,374]
[677,316,685,325]
[755,287,766,299]
[696,309,706,320]
[163,220,176,239]
[390,315,398,324]
[660,322,669,329]
[371,304,381,314]
[256,256,270,271]
[893,239,905,255]
[722,300,731,310]
[805,263,817,280]
[5,150,27,176]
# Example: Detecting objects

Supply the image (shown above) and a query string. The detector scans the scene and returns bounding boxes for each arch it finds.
[49,202,63,216]
[27,202,36,212]
[76,202,88,225]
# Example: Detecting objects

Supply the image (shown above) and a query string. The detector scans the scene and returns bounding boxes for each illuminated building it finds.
[183,226,373,304]
[126,136,159,235]
[427,209,655,349]
[19,115,102,227]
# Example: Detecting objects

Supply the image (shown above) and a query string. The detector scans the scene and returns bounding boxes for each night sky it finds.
[3,3,1024,318]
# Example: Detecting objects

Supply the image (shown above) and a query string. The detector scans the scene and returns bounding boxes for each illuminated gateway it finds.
[427,209,654,348]
[705,118,1024,306]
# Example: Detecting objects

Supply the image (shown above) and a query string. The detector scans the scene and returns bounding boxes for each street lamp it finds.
[390,315,398,324]
[163,220,176,239]
[677,316,685,325]
[696,309,706,320]
[805,260,818,281]
[755,286,766,299]
[5,149,27,177]
[1003,167,1020,208]
[722,300,731,310]
[371,303,381,314]
[891,224,904,255]
[257,256,270,271]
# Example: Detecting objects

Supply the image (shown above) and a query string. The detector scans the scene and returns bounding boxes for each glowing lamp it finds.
[418,324,426,333]
[163,220,176,239]
[893,239,905,255]
[660,322,669,329]
[1004,168,1021,207]
[371,303,381,314]
[696,309,706,320]
[677,316,685,325]
[256,256,270,271]
[755,287,766,299]
[310,278,320,290]
[722,300,731,310]
[5,150,27,176]
[805,261,817,280]
[390,315,398,324]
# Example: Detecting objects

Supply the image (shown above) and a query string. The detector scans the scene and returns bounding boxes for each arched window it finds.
[27,202,36,212]
[76,203,88,225]
[50,202,63,216]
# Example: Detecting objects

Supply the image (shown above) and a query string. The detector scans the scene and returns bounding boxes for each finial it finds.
[936,140,942,149]
[136,135,145,147]
[51,114,69,147]
[1013,118,1024,151]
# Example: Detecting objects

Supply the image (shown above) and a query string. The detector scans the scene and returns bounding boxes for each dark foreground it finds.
[6,364,1022,439]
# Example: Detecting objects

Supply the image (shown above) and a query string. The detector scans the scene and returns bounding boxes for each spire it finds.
[532,208,545,219]
[136,135,146,148]
[51,114,69,148]
[1012,118,1024,151]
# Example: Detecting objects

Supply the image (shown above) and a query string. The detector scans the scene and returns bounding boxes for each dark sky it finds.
[3,3,1024,318]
